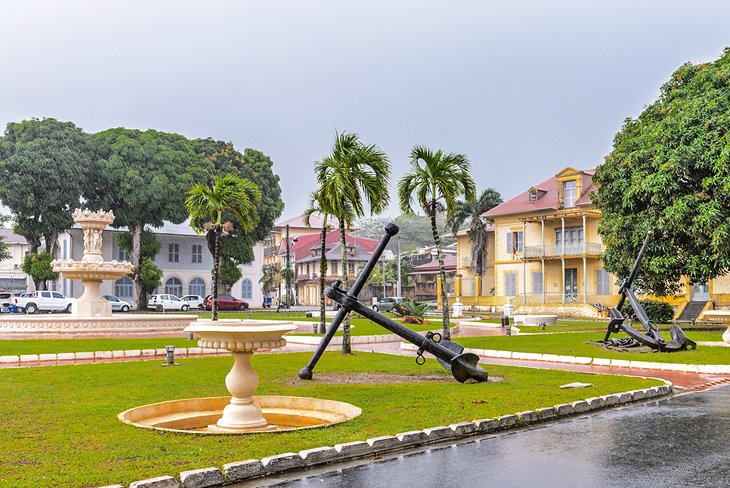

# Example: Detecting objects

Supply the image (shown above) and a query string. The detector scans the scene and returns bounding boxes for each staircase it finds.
[677,301,708,322]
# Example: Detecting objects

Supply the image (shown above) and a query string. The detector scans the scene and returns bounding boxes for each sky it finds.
[1,0,728,220]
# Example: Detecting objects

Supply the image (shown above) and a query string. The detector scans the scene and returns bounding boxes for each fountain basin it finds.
[118,395,362,434]
[701,310,730,344]
[0,314,198,334]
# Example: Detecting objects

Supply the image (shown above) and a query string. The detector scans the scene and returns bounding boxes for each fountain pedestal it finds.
[185,319,297,432]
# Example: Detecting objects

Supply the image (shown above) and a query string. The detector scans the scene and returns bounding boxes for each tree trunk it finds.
[430,206,450,340]
[44,232,59,258]
[340,219,351,354]
[26,236,41,255]
[212,228,221,321]
[319,219,328,334]
[130,224,144,311]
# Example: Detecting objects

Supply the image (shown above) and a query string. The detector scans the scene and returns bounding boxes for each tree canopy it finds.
[193,140,283,277]
[593,48,730,296]
[0,118,94,253]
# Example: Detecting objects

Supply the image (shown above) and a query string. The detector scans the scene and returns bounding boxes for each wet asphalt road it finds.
[265,386,730,488]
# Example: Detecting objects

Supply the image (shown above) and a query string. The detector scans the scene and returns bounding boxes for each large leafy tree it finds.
[116,230,162,298]
[447,188,503,276]
[0,118,94,256]
[398,146,476,339]
[89,128,211,310]
[186,174,261,321]
[315,132,390,353]
[193,140,284,292]
[593,48,730,296]
[303,189,335,334]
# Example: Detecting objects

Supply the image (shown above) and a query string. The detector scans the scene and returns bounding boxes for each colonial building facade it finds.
[56,221,264,307]
[454,167,730,320]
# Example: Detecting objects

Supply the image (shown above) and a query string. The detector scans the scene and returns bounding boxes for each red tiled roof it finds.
[484,167,595,218]
[410,255,457,274]
[281,230,379,261]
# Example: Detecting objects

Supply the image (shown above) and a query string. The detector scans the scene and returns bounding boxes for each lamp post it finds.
[397,236,402,297]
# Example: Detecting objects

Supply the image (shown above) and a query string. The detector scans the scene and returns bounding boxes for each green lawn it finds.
[0,352,660,487]
[0,337,196,356]
[457,331,730,364]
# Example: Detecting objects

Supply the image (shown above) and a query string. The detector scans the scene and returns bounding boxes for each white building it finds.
[0,228,31,293]
[56,221,264,307]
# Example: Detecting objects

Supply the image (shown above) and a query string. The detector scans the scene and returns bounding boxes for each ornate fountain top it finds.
[72,208,115,223]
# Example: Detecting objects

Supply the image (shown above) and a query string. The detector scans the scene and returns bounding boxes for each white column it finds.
[583,256,587,304]
[522,221,527,304]
[541,219,545,257]
[561,258,565,304]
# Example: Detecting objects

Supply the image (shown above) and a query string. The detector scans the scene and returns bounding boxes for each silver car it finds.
[104,294,131,312]
[372,296,406,312]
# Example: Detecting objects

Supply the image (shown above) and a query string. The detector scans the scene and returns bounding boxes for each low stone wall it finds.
[513,305,600,319]
[113,383,672,488]
[0,314,199,333]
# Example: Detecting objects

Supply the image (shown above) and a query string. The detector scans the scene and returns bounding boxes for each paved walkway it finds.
[1,330,728,391]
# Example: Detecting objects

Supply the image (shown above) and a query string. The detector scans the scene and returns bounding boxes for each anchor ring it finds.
[415,354,426,365]
[431,332,442,343]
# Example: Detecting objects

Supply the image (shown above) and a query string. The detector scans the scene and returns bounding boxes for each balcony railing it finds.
[523,242,604,259]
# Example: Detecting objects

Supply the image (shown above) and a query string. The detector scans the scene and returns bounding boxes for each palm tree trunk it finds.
[340,219,351,354]
[212,228,221,321]
[430,206,450,340]
[318,220,328,334]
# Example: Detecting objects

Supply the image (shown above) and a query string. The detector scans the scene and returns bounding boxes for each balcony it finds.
[523,242,604,259]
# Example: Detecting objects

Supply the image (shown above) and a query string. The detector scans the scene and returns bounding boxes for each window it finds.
[529,190,537,202]
[188,277,206,297]
[532,271,543,295]
[63,240,68,260]
[504,272,517,296]
[596,269,612,295]
[117,248,130,261]
[52,292,64,299]
[115,276,134,298]
[241,279,252,299]
[164,277,183,297]
[506,231,523,254]
[168,243,179,263]
[563,180,577,208]
[555,226,584,254]
[192,244,203,264]
[331,262,338,276]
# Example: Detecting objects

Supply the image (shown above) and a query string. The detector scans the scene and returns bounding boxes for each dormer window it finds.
[529,190,538,202]
[563,180,577,208]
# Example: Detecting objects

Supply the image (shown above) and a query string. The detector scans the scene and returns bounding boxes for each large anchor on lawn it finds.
[298,223,488,383]
[602,231,696,352]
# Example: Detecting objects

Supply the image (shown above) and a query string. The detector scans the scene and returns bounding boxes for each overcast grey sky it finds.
[1,0,728,219]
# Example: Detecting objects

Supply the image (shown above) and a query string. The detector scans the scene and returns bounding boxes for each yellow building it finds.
[453,167,730,320]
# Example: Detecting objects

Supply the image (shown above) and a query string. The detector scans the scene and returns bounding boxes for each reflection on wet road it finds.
[266,386,730,488]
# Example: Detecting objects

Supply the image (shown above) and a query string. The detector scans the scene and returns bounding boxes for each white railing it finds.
[522,242,604,259]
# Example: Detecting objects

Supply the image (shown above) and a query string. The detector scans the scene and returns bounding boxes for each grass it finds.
[0,352,660,487]
[0,337,196,356]
[457,331,730,364]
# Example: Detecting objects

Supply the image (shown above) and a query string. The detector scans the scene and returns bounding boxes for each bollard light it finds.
[506,323,512,336]
[162,345,179,366]
[312,322,319,333]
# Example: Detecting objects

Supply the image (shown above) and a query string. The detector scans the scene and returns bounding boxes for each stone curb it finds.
[1,348,229,366]
[116,382,673,488]
[459,347,730,374]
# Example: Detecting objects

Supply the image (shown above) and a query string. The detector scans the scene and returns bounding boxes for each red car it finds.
[204,294,249,311]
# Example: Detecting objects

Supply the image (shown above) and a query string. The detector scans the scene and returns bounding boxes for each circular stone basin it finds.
[118,395,362,434]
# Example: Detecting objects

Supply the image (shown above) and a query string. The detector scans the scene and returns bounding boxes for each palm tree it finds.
[447,189,503,277]
[303,189,335,334]
[398,146,476,339]
[315,132,390,353]
[259,263,281,307]
[186,174,261,321]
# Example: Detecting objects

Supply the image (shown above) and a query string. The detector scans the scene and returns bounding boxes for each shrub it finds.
[393,299,429,325]
[620,299,674,324]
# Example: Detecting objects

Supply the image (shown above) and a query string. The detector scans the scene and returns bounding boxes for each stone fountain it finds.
[700,310,730,345]
[0,209,197,334]
[53,209,134,317]
[118,319,362,434]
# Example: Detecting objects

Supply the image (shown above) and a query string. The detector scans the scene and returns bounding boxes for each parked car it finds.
[0,292,14,307]
[103,294,131,312]
[181,295,205,309]
[372,296,406,312]
[204,294,249,311]
[14,291,74,314]
[147,294,191,312]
